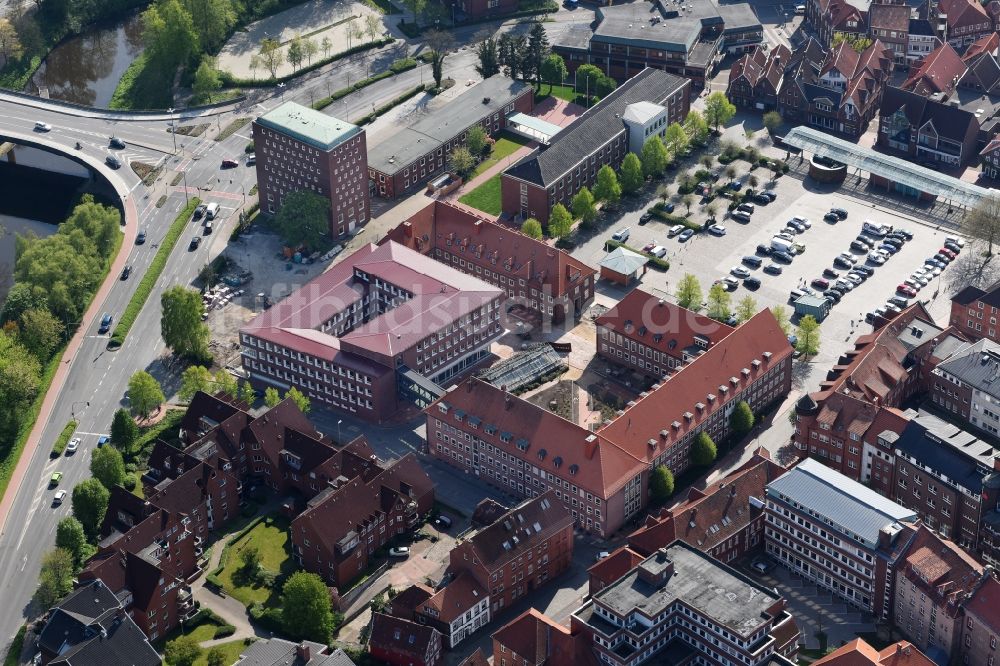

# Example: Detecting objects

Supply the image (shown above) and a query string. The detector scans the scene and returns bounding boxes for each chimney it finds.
[636,549,674,588]
[993,455,1000,472]
[474,220,483,234]
[296,643,311,662]
[403,221,414,239]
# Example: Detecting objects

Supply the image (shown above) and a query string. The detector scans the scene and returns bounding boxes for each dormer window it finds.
[553,456,563,468]
[538,448,547,461]
[569,464,579,476]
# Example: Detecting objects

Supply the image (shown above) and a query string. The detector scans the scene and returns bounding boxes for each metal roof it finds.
[782,125,991,208]
[766,458,917,547]
[256,101,359,151]
[600,246,648,275]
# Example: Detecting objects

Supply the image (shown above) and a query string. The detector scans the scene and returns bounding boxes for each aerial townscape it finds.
[10,0,1000,665]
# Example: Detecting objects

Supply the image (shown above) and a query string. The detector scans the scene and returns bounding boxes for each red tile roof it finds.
[491,608,600,666]
[939,0,990,32]
[964,33,1000,61]
[903,43,967,95]
[962,574,1000,629]
[869,4,910,32]
[587,546,646,590]
[814,639,936,666]
[898,524,984,618]
[421,571,486,623]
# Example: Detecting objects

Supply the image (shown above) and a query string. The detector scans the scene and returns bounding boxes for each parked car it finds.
[596,551,611,561]
[822,268,840,279]
[889,295,910,309]
[611,228,630,242]
[246,155,257,166]
[789,216,811,229]
[708,224,727,236]
[810,278,829,290]
[737,203,755,214]
[786,220,805,233]
[638,212,653,225]
[97,435,110,448]
[643,242,657,253]
[389,547,410,558]
[756,244,772,256]
[678,229,694,242]
[826,289,842,302]
[650,245,667,258]
[221,158,239,169]
[853,265,875,277]
[743,276,761,289]
[944,234,963,247]
[837,252,857,265]
[823,212,840,223]
[435,515,453,529]
[850,240,870,253]
[897,284,917,297]
[772,250,794,263]
[944,241,962,254]
[834,279,854,292]
[668,224,686,237]
[763,263,783,275]
[855,235,875,247]
[830,208,848,220]
[743,255,763,268]
[939,247,956,259]
[730,266,751,279]
[721,276,740,290]
[732,211,752,223]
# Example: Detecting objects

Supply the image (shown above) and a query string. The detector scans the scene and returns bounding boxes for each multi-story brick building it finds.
[878,85,981,168]
[727,45,791,110]
[627,450,785,564]
[570,542,800,666]
[369,612,443,666]
[952,283,1000,344]
[893,524,987,659]
[936,0,993,51]
[414,571,490,648]
[961,576,1000,666]
[594,289,732,378]
[382,200,597,325]
[253,101,370,237]
[367,76,533,199]
[491,608,595,666]
[241,241,505,422]
[501,68,689,225]
[290,453,435,588]
[812,639,935,666]
[930,338,1000,437]
[765,458,919,620]
[805,0,865,48]
[869,4,911,65]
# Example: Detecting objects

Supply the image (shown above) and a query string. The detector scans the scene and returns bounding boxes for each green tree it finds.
[364,14,381,43]
[128,370,165,419]
[967,195,1000,256]
[179,0,236,52]
[548,204,573,238]
[287,34,304,70]
[593,165,621,204]
[426,29,453,89]
[258,37,284,78]
[179,365,213,401]
[55,517,88,566]
[795,315,821,357]
[192,56,221,101]
[111,409,139,454]
[525,21,549,85]
[663,122,689,157]
[707,282,732,321]
[736,295,757,323]
[704,92,737,131]
[274,190,331,247]
[465,125,488,156]
[475,36,500,78]
[681,193,695,215]
[240,545,261,579]
[620,152,644,194]
[37,548,75,608]
[540,53,567,91]
[640,138,668,179]
[770,305,791,335]
[571,187,597,226]
[684,110,710,145]
[281,572,336,643]
[730,400,755,436]
[90,445,126,490]
[594,74,616,98]
[286,387,311,413]
[18,307,62,361]
[0,18,23,62]
[214,370,238,398]
[161,286,209,360]
[238,381,256,405]
[650,465,674,503]
[574,63,603,99]
[522,218,543,239]
[675,274,702,310]
[691,431,717,466]
[498,33,526,80]
[449,146,477,179]
[72,478,110,538]
[165,635,202,666]
[141,0,199,71]
[264,386,282,408]
[206,648,227,666]
[762,110,782,135]
[706,202,718,221]
[320,36,332,58]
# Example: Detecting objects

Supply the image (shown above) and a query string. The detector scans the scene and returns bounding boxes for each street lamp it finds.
[337,419,342,443]
[278,83,287,99]
[168,107,178,154]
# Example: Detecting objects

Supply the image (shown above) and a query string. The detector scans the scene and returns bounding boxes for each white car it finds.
[650,245,667,258]
[867,252,886,265]
[389,547,410,558]
[846,273,864,285]
[708,224,727,236]
[834,279,854,292]
[790,216,812,229]
[904,278,922,291]
[596,551,611,561]
[730,266,751,279]
[924,264,942,276]
[721,276,739,290]
[668,224,686,237]
[66,437,80,453]
[53,489,67,506]
[34,121,52,132]
[911,273,930,287]
[836,253,857,265]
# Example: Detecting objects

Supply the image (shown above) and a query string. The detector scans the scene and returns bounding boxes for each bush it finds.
[389,57,418,73]
[352,86,425,125]
[651,204,701,230]
[214,624,236,639]
[605,239,670,271]
[122,474,137,491]
[312,71,394,110]
[50,420,78,458]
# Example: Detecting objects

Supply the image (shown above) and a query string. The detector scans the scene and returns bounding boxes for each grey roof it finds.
[766,458,917,548]
[39,580,121,655]
[49,614,160,666]
[894,410,997,495]
[718,3,761,32]
[587,0,758,49]
[881,86,979,143]
[237,639,356,666]
[937,338,1000,397]
[909,18,937,36]
[504,69,688,188]
[368,76,531,176]
[257,102,360,152]
[576,542,781,637]
[894,316,945,351]
[600,247,648,275]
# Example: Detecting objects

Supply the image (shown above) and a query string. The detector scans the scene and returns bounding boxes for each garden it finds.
[211,515,293,607]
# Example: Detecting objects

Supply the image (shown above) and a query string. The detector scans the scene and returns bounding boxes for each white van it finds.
[771,237,795,254]
[668,224,686,237]
[862,220,888,237]
[611,228,630,242]
[205,202,220,220]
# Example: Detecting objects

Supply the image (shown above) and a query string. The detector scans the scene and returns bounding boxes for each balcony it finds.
[177,587,194,611]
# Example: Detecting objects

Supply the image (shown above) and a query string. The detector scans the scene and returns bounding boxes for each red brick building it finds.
[370,612,443,666]
[492,608,597,666]
[594,288,733,378]
[936,0,994,51]
[253,101,370,237]
[501,68,689,225]
[290,454,435,588]
[367,76,533,199]
[812,639,935,666]
[727,45,790,110]
[382,200,597,324]
[951,283,1000,344]
[240,241,505,422]
[961,576,1000,666]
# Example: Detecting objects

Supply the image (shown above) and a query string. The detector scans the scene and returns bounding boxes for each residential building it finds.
[869,4,912,65]
[893,524,987,660]
[240,241,505,422]
[252,101,370,237]
[428,309,792,535]
[367,76,533,199]
[369,612,443,666]
[951,283,1000,345]
[935,0,993,51]
[907,19,942,66]
[778,40,894,139]
[552,1,762,90]
[901,43,967,96]
[878,85,980,168]
[414,571,491,648]
[727,45,791,110]
[36,580,160,666]
[236,639,357,666]
[961,576,1000,666]
[290,453,435,588]
[500,68,690,225]
[811,639,935,666]
[765,458,919,619]
[382,199,597,324]
[570,542,800,666]
[587,546,647,595]
[594,288,732,378]
[491,608,597,666]
[982,136,1000,178]
[930,338,1000,435]
[627,450,785,564]
[805,0,865,48]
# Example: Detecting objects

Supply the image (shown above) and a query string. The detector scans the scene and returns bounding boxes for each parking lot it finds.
[571,161,961,387]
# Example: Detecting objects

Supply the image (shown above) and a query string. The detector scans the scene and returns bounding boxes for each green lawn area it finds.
[471,134,532,178]
[535,83,593,106]
[217,516,292,606]
[458,175,502,216]
[195,640,249,665]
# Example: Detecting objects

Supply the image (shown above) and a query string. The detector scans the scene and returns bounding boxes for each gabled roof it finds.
[963,575,1000,629]
[370,613,440,659]
[903,43,967,95]
[490,608,598,666]
[897,524,984,618]
[869,4,910,32]
[936,337,1000,396]
[939,0,989,31]
[237,639,356,666]
[587,546,646,590]
[952,283,992,305]
[880,86,979,142]
[895,410,998,493]
[964,33,1000,61]
[420,571,486,623]
[814,639,935,666]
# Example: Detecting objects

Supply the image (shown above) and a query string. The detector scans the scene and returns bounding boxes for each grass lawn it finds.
[458,174,502,216]
[109,52,173,110]
[471,134,532,178]
[217,516,292,606]
[196,639,250,665]
[535,83,593,106]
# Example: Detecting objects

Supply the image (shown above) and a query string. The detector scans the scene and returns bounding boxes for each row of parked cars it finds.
[866,235,964,322]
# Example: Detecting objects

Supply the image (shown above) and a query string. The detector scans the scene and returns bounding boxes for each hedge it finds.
[219,37,394,88]
[312,71,393,110]
[50,420,79,458]
[2,625,25,666]
[353,85,425,125]
[388,57,418,74]
[604,239,670,271]
[650,204,701,230]
[109,198,201,348]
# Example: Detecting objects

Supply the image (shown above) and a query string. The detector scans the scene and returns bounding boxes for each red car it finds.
[221,158,239,169]
[642,242,656,253]
[897,284,917,297]
[810,278,829,290]
[939,247,956,259]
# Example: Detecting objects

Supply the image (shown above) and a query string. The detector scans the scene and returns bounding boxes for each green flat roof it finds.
[256,101,360,151]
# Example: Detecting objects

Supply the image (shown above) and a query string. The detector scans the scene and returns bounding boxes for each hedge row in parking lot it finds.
[605,239,670,271]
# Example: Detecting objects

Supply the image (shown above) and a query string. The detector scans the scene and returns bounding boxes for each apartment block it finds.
[253,101,370,237]
[952,284,1000,345]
